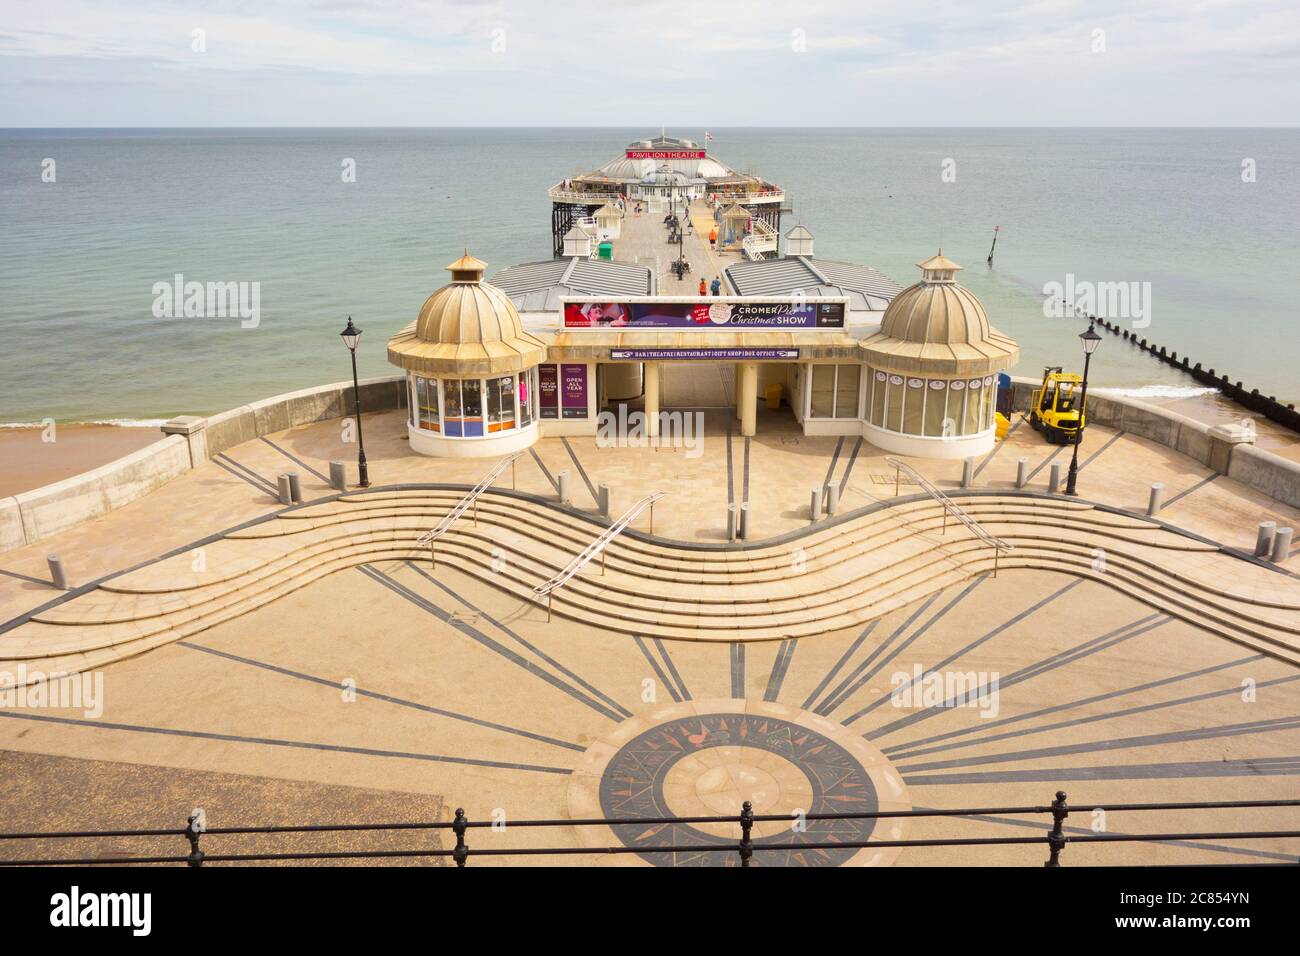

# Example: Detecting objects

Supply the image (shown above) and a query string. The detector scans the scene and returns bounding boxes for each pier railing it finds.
[1,793,1295,867]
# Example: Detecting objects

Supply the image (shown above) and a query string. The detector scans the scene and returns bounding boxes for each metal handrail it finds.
[533,492,664,617]
[884,457,1014,573]
[416,454,522,553]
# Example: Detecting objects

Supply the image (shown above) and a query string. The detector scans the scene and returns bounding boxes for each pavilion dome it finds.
[387,252,546,377]
[863,251,1019,377]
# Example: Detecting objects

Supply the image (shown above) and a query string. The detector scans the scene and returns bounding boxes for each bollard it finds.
[47,555,69,590]
[1255,521,1277,557]
[1048,461,1062,495]
[809,487,821,523]
[557,469,572,506]
[962,457,975,489]
[287,472,302,504]
[1147,482,1164,516]
[329,461,347,492]
[1272,527,1294,564]
[1016,457,1029,489]
[277,474,293,505]
[825,479,841,517]
[598,482,611,518]
[739,502,750,540]
[727,503,738,542]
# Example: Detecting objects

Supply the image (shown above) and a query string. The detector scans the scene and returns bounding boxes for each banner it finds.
[626,150,705,159]
[538,365,558,419]
[560,364,588,419]
[564,301,845,330]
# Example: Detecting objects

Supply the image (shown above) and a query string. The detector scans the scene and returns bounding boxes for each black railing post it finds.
[738,801,754,868]
[452,808,469,868]
[1044,790,1069,867]
[185,813,205,868]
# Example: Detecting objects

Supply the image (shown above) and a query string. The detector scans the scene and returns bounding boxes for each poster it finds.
[563,300,845,329]
[539,364,558,419]
[561,364,588,419]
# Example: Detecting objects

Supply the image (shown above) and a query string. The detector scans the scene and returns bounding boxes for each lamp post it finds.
[1063,319,1102,496]
[340,316,370,488]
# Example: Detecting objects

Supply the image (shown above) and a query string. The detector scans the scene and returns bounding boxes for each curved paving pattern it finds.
[2,486,1298,685]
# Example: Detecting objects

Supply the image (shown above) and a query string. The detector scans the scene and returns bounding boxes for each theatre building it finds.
[387,244,1019,461]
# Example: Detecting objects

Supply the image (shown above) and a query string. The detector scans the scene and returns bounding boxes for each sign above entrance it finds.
[610,348,799,361]
[626,150,706,159]
[564,299,846,330]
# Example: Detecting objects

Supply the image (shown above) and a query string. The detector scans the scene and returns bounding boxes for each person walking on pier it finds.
[709,226,717,249]
[698,278,707,296]
[710,276,721,296]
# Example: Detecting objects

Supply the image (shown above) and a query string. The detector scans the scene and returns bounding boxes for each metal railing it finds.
[741,218,779,260]
[884,457,1015,576]
[416,454,522,566]
[533,492,663,621]
[1,793,1295,867]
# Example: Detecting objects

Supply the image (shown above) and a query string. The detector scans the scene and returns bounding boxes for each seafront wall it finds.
[2,373,1298,554]
[1007,376,1300,509]
[0,376,406,553]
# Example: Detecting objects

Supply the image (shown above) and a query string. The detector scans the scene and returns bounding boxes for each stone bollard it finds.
[598,482,611,518]
[826,479,841,517]
[809,487,822,523]
[557,469,572,506]
[277,474,294,505]
[47,555,69,590]
[962,457,975,489]
[727,503,738,542]
[739,502,750,540]
[1272,527,1294,564]
[1016,457,1029,489]
[329,461,348,492]
[1048,461,1062,495]
[287,472,302,504]
[1147,482,1164,516]
[1255,521,1277,557]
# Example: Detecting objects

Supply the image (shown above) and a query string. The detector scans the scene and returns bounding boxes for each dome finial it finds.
[447,250,487,284]
[917,250,962,283]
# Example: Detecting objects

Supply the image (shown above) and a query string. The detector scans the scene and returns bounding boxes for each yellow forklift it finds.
[1029,367,1087,444]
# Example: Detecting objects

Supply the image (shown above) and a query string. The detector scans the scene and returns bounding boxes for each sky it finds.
[2,0,1298,127]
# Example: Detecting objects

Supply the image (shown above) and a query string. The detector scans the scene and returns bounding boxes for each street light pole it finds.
[1064,319,1102,496]
[340,316,370,488]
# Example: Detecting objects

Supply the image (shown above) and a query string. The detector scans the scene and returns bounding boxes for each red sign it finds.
[626,150,705,160]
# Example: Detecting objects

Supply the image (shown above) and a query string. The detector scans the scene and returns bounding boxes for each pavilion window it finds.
[519,369,534,427]
[834,365,861,419]
[870,370,887,427]
[923,380,949,436]
[810,365,835,418]
[885,375,905,432]
[487,374,517,432]
[963,379,984,434]
[415,375,440,432]
[902,378,925,434]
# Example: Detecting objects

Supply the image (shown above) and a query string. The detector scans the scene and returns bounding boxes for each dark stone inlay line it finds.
[885,653,1267,758]
[0,710,572,775]
[1161,473,1219,511]
[815,593,943,717]
[528,449,560,494]
[0,568,50,587]
[821,437,845,493]
[840,578,988,724]
[898,714,1300,773]
[560,437,601,506]
[871,614,1170,742]
[633,635,680,703]
[1025,445,1065,484]
[358,565,622,721]
[1078,430,1126,472]
[212,455,276,496]
[406,563,632,719]
[260,437,330,484]
[742,436,751,507]
[764,639,797,703]
[653,637,692,701]
[801,620,879,711]
[893,672,1300,763]
[971,416,1024,479]
[904,755,1300,786]
[913,804,1299,863]
[839,437,865,491]
[178,640,584,752]
[215,452,279,495]
[864,579,1088,739]
[730,642,745,698]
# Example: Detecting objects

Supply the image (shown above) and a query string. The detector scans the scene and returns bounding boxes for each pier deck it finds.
[610,199,747,294]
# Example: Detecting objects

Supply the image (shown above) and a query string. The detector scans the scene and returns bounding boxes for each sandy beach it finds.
[0,424,165,498]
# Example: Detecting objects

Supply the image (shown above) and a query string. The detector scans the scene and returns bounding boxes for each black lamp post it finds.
[340,316,370,488]
[1063,320,1102,496]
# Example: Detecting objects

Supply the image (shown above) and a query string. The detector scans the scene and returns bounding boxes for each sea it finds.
[1,127,1297,425]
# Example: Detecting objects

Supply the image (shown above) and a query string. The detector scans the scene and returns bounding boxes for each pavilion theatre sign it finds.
[626,149,706,159]
[563,299,847,330]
